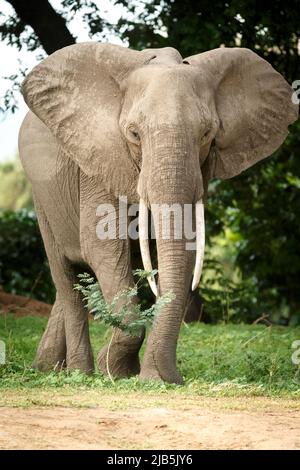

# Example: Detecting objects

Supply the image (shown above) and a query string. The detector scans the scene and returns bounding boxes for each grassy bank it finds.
[0,314,300,398]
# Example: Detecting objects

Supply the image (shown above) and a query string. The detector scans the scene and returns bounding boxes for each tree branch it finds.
[5,0,76,54]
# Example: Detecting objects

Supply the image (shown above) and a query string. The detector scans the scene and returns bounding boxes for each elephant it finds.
[19,42,298,384]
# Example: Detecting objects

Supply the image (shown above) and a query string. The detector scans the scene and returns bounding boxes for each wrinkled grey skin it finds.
[19,43,298,384]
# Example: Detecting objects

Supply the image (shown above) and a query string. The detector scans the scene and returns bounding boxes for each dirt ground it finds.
[0,393,300,450]
[0,291,51,317]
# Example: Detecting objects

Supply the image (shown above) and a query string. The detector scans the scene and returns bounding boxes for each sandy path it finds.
[1,402,300,450]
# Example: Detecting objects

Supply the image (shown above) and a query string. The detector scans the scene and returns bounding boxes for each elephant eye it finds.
[128,128,140,145]
[131,130,139,140]
[201,129,210,141]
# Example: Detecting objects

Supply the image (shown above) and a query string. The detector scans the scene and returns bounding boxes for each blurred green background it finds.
[0,0,299,324]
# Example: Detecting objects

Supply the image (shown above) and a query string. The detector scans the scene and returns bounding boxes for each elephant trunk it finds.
[139,152,205,383]
[139,199,205,296]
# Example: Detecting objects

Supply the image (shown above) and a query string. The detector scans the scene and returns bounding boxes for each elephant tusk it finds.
[191,199,205,291]
[139,199,158,297]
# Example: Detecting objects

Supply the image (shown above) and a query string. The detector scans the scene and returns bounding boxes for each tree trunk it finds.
[6,0,75,54]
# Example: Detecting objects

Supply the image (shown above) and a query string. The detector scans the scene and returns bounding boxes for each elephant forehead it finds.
[128,64,199,90]
[124,67,213,126]
[140,46,183,65]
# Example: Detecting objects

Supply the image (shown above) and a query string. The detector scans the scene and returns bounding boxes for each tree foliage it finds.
[116,0,300,79]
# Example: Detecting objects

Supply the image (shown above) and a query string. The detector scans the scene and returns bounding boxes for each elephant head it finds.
[21,43,298,383]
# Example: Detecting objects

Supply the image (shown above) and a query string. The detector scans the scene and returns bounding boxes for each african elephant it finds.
[19,42,298,384]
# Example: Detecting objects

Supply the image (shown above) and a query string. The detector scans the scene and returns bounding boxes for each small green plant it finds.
[74,270,175,382]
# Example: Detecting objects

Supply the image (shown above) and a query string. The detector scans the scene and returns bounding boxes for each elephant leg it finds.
[183,290,204,323]
[80,183,144,379]
[32,295,66,371]
[90,243,145,379]
[97,326,144,379]
[61,264,94,374]
[33,202,94,374]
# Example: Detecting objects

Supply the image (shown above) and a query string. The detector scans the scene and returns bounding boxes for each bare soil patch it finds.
[0,291,51,317]
[0,394,299,450]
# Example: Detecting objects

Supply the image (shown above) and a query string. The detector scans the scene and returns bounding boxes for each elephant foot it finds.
[139,369,183,385]
[97,331,144,378]
[34,346,94,375]
[140,342,184,385]
[98,345,140,378]
[67,347,94,375]
[139,365,162,382]
[33,301,67,372]
[140,362,183,385]
[32,346,66,372]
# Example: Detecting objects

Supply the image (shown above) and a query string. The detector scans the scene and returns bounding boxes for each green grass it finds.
[0,313,300,397]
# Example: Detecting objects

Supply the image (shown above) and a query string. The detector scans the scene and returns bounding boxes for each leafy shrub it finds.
[74,270,174,336]
[74,270,175,382]
[0,209,55,303]
[200,258,262,324]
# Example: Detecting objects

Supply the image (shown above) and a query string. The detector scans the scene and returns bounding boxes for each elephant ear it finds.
[185,47,299,179]
[21,42,155,200]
